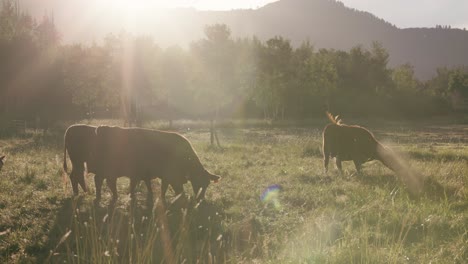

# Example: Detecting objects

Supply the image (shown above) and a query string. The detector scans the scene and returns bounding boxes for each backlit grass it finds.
[0,120,466,263]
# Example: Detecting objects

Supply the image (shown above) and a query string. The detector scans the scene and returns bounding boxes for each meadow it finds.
[0,118,466,263]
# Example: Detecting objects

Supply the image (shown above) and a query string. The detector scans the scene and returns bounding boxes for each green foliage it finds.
[425,66,468,111]
[62,44,117,116]
[1,4,466,124]
[392,64,418,93]
[448,69,468,97]
[0,0,35,41]
[190,24,237,115]
[254,36,294,119]
[0,0,66,124]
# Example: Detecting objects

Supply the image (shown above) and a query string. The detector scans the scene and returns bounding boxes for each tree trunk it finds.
[210,119,214,145]
[210,112,221,147]
[214,128,221,147]
[274,105,279,120]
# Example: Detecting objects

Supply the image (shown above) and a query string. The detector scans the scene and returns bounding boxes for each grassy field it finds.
[0,119,467,263]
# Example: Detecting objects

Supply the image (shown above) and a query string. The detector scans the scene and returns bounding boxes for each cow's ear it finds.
[209,173,221,183]
[0,155,5,161]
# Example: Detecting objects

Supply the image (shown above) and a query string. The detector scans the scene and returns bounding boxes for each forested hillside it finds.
[1,0,467,128]
[18,0,468,79]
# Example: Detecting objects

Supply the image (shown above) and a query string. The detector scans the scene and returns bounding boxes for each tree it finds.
[290,41,315,117]
[369,41,392,96]
[448,69,468,96]
[255,36,293,119]
[448,68,468,110]
[425,67,451,99]
[160,45,190,126]
[0,0,35,41]
[35,12,60,50]
[62,44,117,119]
[190,24,236,146]
[102,33,161,126]
[0,3,65,128]
[0,0,37,118]
[311,49,338,113]
[346,45,373,93]
[392,63,418,93]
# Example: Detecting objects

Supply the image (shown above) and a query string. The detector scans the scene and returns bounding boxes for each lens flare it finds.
[261,184,282,210]
[377,144,424,196]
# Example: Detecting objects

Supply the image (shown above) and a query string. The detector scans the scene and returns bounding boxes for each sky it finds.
[338,0,468,29]
[164,0,468,29]
[158,0,275,10]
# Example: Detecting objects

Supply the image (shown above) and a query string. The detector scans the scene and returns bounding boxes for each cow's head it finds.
[192,170,220,201]
[0,155,5,171]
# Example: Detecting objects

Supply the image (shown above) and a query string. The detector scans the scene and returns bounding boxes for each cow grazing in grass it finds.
[93,126,221,205]
[0,155,5,172]
[63,125,97,195]
[322,112,397,174]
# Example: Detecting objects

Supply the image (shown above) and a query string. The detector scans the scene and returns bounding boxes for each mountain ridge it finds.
[17,0,468,79]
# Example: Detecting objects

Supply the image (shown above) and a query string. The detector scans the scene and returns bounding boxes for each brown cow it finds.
[93,126,220,205]
[63,124,97,195]
[0,155,5,172]
[322,112,397,174]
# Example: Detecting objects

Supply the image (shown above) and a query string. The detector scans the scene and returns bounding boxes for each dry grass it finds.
[0,119,466,263]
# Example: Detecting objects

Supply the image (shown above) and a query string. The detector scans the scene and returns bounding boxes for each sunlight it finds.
[68,0,277,40]
[114,0,140,30]
[97,0,185,14]
[113,0,149,11]
[95,0,276,14]
[188,0,278,10]
[88,0,194,33]
[101,0,163,28]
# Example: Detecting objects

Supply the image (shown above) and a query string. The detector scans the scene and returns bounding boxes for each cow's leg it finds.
[77,162,88,193]
[144,178,153,205]
[171,183,184,201]
[94,174,104,204]
[70,162,84,196]
[323,141,330,174]
[336,157,343,173]
[78,171,88,193]
[70,168,79,196]
[196,185,207,201]
[129,178,137,201]
[107,177,118,205]
[171,183,187,208]
[353,160,362,174]
[323,154,330,174]
[160,179,168,205]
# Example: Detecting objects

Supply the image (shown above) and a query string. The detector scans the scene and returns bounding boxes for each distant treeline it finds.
[0,0,467,126]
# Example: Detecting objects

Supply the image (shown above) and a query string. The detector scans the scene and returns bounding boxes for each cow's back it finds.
[95,126,199,182]
[95,126,135,176]
[323,124,378,161]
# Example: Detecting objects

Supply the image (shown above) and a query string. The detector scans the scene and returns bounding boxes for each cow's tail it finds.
[63,138,68,174]
[322,125,332,173]
[326,111,342,125]
[322,131,329,157]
